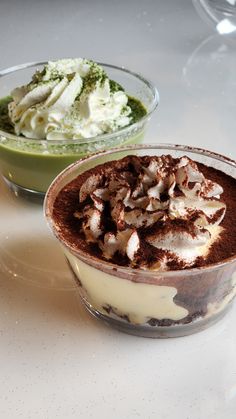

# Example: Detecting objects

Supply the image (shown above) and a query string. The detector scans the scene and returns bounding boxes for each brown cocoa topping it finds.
[53,155,236,270]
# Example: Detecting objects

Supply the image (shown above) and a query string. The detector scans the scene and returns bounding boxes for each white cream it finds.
[65,248,189,324]
[147,225,223,267]
[8,58,132,140]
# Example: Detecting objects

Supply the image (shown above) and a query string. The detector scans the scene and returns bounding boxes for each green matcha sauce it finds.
[0,96,14,133]
[128,97,147,123]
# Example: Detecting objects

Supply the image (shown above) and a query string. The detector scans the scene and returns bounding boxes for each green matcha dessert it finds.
[0,59,158,195]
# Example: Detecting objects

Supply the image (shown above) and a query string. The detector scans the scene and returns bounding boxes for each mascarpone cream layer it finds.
[65,248,189,324]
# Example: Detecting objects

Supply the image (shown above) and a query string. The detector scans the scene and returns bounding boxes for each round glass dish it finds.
[193,0,236,38]
[0,62,159,199]
[44,144,236,338]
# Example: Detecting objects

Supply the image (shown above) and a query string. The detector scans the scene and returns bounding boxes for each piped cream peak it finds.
[8,58,134,140]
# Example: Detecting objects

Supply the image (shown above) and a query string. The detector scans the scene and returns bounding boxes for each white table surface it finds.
[0,1,236,418]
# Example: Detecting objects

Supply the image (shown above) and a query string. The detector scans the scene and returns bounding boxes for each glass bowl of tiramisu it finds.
[0,59,158,199]
[45,144,236,338]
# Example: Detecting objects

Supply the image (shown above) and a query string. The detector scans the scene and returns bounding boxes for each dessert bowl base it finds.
[81,298,232,339]
[3,177,45,204]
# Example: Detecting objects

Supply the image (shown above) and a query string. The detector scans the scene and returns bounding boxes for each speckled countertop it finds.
[0,1,236,418]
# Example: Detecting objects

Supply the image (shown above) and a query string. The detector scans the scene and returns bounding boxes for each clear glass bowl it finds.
[0,61,159,199]
[193,0,236,38]
[44,144,236,338]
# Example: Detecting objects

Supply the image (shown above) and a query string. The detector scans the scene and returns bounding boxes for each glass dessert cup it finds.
[0,62,158,200]
[44,144,236,338]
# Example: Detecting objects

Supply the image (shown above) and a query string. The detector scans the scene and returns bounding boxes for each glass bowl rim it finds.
[44,143,236,277]
[0,60,159,145]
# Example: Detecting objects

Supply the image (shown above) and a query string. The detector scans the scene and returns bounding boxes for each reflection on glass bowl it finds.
[182,34,236,157]
[182,34,236,102]
[0,230,76,290]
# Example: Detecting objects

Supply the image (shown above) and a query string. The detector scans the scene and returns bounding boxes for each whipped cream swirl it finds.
[8,58,133,140]
[74,155,226,270]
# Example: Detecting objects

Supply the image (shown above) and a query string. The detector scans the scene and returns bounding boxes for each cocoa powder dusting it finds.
[52,156,236,270]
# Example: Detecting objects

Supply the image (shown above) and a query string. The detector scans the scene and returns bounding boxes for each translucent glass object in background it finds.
[193,0,236,37]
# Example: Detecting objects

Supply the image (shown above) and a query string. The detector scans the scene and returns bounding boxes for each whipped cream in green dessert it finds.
[8,58,146,140]
[0,59,152,194]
